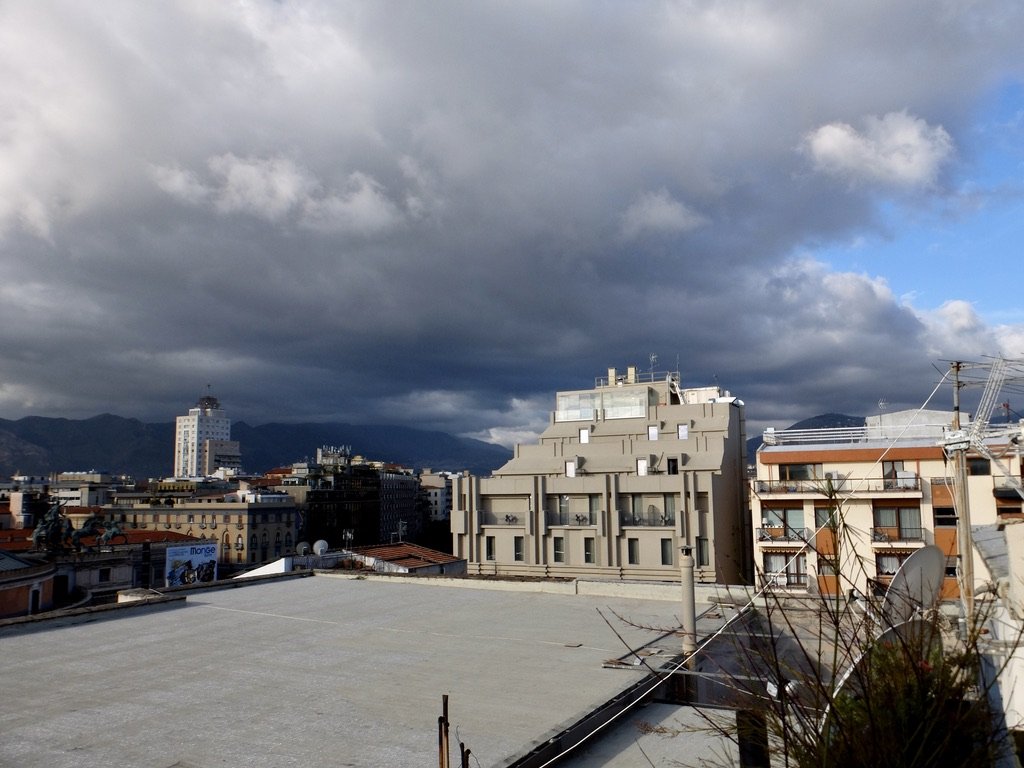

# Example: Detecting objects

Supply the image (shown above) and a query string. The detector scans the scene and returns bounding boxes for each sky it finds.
[2,1,1024,448]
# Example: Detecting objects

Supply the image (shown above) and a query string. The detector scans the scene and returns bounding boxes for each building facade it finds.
[101,490,298,569]
[173,394,241,478]
[452,366,750,582]
[750,409,1024,599]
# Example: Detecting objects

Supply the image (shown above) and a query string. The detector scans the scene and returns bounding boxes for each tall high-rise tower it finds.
[173,393,240,478]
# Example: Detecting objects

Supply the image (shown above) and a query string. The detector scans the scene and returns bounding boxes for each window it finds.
[763,552,807,587]
[584,537,595,564]
[485,536,495,561]
[666,458,679,475]
[627,538,639,565]
[663,494,676,525]
[882,460,904,479]
[814,507,836,528]
[637,458,649,476]
[778,464,821,481]
[98,568,111,583]
[555,392,599,422]
[677,424,689,440]
[696,537,709,567]
[553,536,565,563]
[579,428,590,444]
[564,460,577,477]
[968,458,991,476]
[761,507,805,540]
[872,506,922,542]
[876,552,908,577]
[648,425,659,441]
[933,506,957,527]
[514,536,524,562]
[661,538,673,566]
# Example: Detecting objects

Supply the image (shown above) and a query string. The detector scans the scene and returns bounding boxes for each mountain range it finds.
[0,415,512,481]
[0,411,871,482]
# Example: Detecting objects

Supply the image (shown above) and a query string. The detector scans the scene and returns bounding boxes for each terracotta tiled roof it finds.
[352,542,462,569]
[0,529,201,553]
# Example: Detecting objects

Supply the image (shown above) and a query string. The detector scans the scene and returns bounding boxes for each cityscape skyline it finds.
[1,3,1022,448]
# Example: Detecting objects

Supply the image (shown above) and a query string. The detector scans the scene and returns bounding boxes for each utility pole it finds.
[950,361,974,619]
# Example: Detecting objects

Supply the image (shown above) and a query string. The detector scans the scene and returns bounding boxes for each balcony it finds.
[618,511,675,527]
[548,512,597,526]
[481,511,527,525]
[754,476,922,495]
[761,572,809,589]
[871,526,925,544]
[756,527,811,544]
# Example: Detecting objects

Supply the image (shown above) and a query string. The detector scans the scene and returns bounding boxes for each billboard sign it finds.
[165,543,219,587]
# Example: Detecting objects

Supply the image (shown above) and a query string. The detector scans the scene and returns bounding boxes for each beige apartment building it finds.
[751,409,1024,600]
[452,365,750,583]
[101,490,298,568]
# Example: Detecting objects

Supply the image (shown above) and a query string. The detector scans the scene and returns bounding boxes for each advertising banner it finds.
[165,542,219,587]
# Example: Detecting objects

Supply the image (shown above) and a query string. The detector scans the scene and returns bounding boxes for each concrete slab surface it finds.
[0,575,697,768]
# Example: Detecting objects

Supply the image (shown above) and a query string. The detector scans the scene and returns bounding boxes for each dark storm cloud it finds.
[1,1,1022,445]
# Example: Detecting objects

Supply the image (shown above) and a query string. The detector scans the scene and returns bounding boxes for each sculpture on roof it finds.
[30,502,74,554]
[70,515,127,550]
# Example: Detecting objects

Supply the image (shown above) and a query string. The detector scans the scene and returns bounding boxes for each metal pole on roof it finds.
[680,544,697,657]
[950,361,975,620]
[679,544,698,703]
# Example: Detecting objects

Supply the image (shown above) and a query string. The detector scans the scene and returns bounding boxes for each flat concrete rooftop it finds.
[0,574,723,768]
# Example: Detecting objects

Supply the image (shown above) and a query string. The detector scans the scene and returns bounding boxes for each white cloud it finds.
[302,172,403,235]
[805,111,954,189]
[151,165,210,205]
[919,300,1002,358]
[620,189,706,239]
[154,155,403,235]
[209,154,313,221]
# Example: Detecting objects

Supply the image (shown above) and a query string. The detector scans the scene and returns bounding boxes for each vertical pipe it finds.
[679,544,697,702]
[680,545,697,657]
[441,695,450,768]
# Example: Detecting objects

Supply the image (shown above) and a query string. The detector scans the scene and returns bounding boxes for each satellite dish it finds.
[296,541,310,556]
[882,545,945,626]
[820,617,942,730]
[313,539,329,556]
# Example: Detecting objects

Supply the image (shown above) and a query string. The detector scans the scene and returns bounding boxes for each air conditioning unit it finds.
[823,471,846,490]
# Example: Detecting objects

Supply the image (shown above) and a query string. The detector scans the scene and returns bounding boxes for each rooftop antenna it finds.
[649,353,658,377]
[878,397,889,412]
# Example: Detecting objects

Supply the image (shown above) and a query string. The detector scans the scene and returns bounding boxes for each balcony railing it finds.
[761,572,809,588]
[548,512,597,526]
[754,476,922,494]
[871,526,925,543]
[756,527,811,544]
[480,512,526,525]
[618,511,675,527]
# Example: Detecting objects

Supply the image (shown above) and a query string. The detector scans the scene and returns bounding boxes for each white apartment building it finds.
[750,409,1024,600]
[173,394,240,478]
[452,365,750,583]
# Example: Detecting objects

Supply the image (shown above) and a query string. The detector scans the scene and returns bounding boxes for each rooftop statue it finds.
[30,502,74,554]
